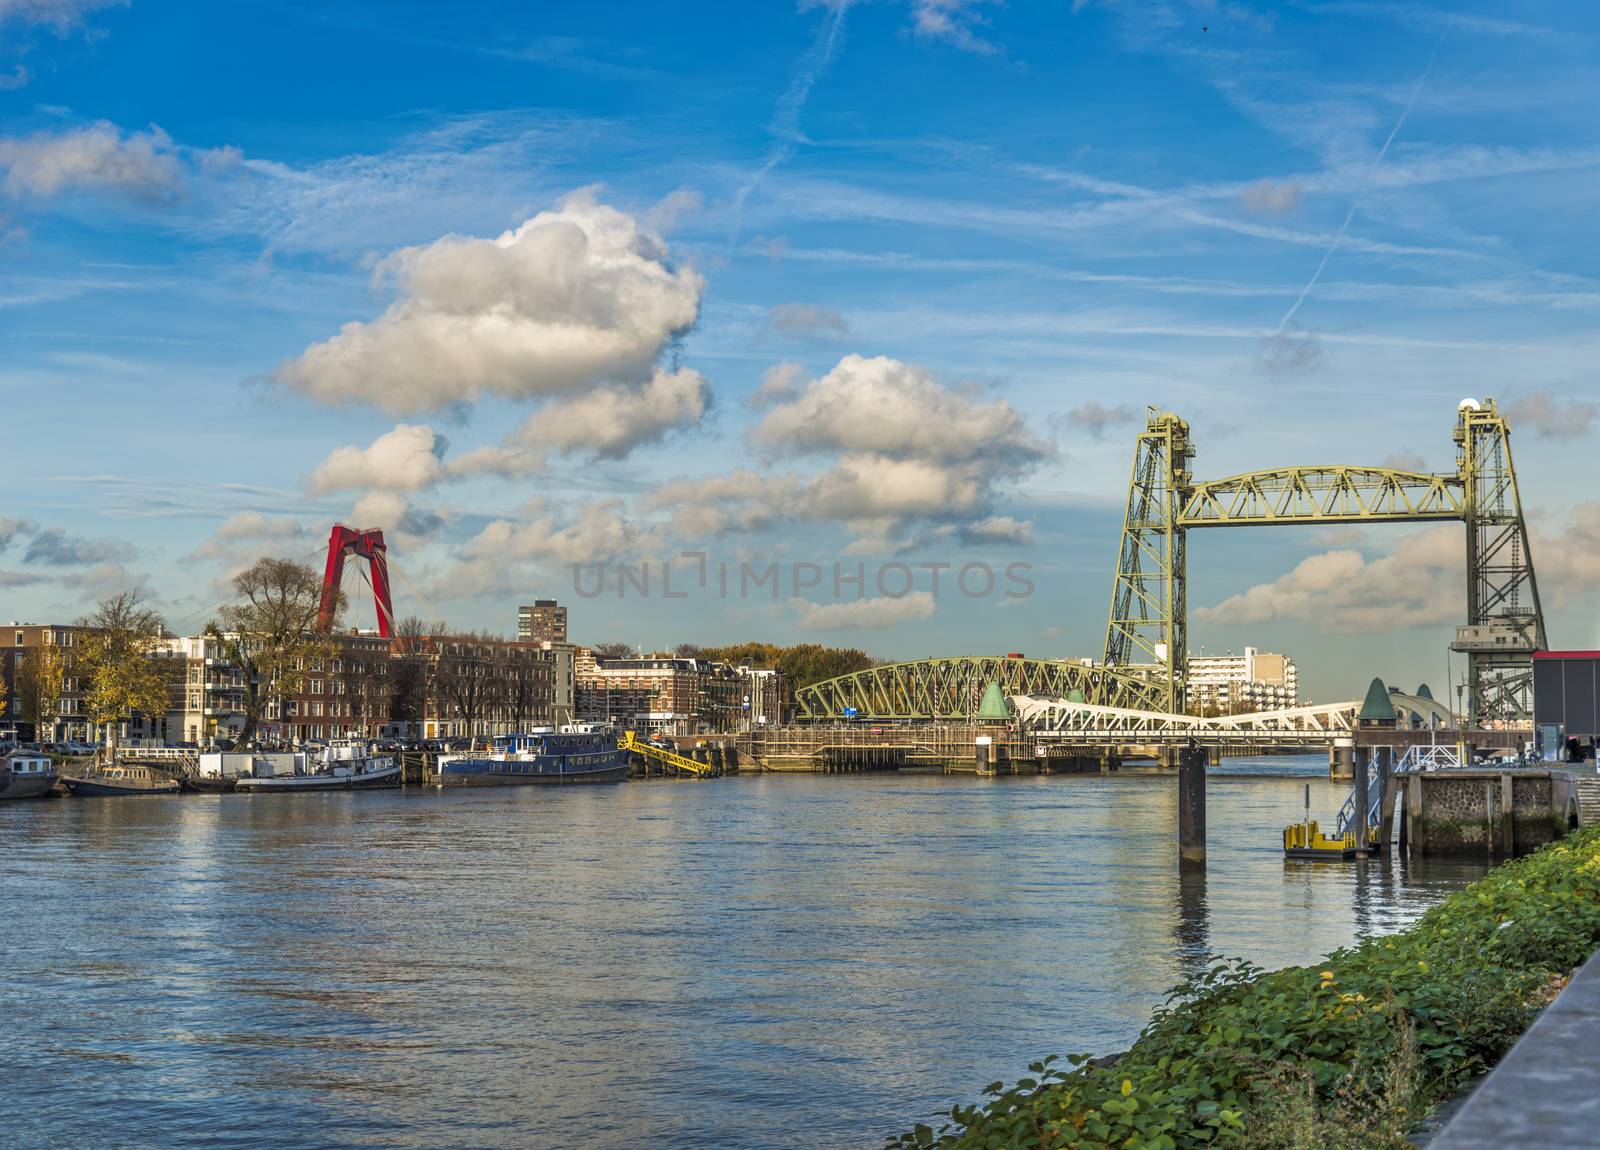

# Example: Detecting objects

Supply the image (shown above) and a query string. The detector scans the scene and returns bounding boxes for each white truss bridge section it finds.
[1010,695,1363,747]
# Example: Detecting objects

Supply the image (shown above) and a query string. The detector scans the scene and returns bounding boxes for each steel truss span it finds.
[1010,695,1359,745]
[793,657,1163,721]
[1179,467,1464,526]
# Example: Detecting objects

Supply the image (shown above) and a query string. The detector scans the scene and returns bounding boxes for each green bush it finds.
[889,826,1600,1150]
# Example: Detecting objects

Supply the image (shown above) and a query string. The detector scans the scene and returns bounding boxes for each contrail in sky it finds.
[731,2,850,244]
[1276,16,1455,333]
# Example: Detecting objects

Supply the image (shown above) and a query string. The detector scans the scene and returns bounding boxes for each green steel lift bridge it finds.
[796,399,1543,728]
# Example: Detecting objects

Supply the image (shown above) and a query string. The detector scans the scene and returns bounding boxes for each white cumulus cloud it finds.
[961,515,1032,545]
[308,424,448,494]
[463,499,660,567]
[509,366,709,460]
[794,590,936,630]
[0,121,184,202]
[754,353,1047,467]
[277,188,705,415]
[649,354,1049,549]
[748,361,805,410]
[1195,526,1463,633]
[1505,389,1596,440]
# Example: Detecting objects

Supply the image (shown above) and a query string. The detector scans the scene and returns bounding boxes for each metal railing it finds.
[1335,770,1383,838]
[1396,744,1467,772]
[621,731,716,777]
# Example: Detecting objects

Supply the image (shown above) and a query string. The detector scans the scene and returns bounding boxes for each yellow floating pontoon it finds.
[1283,819,1366,860]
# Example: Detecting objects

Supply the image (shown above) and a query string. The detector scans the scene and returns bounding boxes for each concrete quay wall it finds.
[1430,945,1600,1149]
[1402,769,1575,857]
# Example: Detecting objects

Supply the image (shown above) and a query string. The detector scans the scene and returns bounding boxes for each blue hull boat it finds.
[437,724,629,786]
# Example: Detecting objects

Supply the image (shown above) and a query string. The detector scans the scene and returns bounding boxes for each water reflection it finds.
[1174,861,1211,976]
[0,761,1487,1150]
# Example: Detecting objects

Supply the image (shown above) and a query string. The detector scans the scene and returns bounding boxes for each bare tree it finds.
[500,650,550,732]
[206,558,340,748]
[592,641,633,659]
[389,616,445,732]
[337,648,388,737]
[432,632,498,739]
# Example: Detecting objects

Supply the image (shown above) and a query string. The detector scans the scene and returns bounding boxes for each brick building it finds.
[516,600,568,644]
[575,651,785,734]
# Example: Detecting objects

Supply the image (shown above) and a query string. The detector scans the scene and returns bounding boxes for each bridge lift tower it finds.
[317,524,395,638]
[1103,399,1544,727]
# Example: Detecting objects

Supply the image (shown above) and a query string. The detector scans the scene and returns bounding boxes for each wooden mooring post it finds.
[1178,744,1206,865]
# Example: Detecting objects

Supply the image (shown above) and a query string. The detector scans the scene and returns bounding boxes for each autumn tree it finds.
[206,558,340,749]
[693,641,875,694]
[76,591,170,761]
[14,643,66,740]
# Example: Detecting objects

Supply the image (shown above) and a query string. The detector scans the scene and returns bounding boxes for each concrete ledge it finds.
[1429,948,1600,1148]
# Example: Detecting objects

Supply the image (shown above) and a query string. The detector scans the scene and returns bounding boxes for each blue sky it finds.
[3,0,1600,701]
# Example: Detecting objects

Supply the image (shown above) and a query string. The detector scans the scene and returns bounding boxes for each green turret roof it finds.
[977,680,1011,720]
[1415,683,1434,701]
[1358,677,1398,722]
[1066,688,1086,704]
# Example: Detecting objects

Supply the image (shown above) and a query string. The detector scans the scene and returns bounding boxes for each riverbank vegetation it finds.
[890,827,1600,1150]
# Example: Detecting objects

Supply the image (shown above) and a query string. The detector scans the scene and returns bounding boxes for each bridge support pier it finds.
[1354,748,1371,856]
[1376,745,1395,852]
[1178,745,1206,864]
[1330,739,1354,780]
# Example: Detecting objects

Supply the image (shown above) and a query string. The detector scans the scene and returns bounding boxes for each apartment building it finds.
[516,600,568,644]
[154,634,249,746]
[274,631,404,743]
[575,651,786,734]
[1187,646,1301,713]
[0,622,127,742]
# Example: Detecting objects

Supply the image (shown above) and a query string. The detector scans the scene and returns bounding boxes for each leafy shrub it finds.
[888,827,1600,1150]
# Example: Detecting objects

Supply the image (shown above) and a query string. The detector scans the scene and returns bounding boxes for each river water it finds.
[3,760,1485,1150]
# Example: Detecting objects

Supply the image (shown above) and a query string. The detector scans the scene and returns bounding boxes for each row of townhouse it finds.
[0,622,167,744]
[573,651,786,735]
[2,620,579,747]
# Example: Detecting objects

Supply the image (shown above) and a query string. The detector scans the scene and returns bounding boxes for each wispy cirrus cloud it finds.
[766,302,848,336]
[0,0,127,33]
[732,0,851,239]
[911,0,1002,55]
